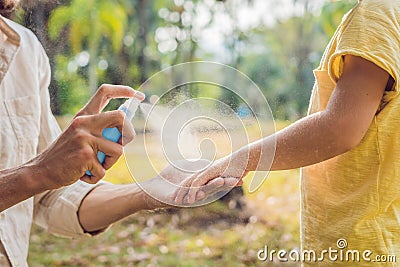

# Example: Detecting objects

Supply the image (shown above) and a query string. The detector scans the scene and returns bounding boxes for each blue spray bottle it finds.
[86,93,145,176]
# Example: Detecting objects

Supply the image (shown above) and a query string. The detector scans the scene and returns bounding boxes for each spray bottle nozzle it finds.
[118,92,145,121]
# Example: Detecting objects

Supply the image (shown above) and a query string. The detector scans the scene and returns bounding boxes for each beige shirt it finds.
[0,16,103,267]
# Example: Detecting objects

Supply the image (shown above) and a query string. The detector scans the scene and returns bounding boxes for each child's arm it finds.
[175,55,391,204]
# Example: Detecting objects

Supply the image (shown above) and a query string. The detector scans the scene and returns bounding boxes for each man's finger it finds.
[196,190,206,201]
[174,180,192,205]
[170,186,179,201]
[192,178,224,203]
[120,119,135,145]
[94,137,123,170]
[81,160,106,184]
[85,110,126,134]
[187,175,213,204]
[199,178,224,194]
[186,163,227,204]
[192,177,242,203]
[78,84,137,116]
[173,163,219,205]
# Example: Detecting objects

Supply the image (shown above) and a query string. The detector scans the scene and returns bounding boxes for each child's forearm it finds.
[178,110,353,204]
[241,56,389,173]
[241,111,355,172]
[176,55,389,204]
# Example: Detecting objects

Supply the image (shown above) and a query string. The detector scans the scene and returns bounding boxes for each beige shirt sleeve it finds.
[32,44,109,238]
[33,181,108,238]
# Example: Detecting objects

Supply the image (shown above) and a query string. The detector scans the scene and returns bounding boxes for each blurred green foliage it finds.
[48,0,128,93]
[17,0,356,119]
[53,55,89,115]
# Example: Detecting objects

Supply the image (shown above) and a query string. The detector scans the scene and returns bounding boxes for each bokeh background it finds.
[12,0,356,266]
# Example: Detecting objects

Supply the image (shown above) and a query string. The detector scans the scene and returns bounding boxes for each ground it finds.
[29,169,300,267]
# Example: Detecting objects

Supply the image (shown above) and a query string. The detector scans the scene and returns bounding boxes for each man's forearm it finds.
[0,165,47,212]
[78,183,154,233]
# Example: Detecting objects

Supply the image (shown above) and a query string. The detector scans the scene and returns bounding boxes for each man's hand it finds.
[29,84,141,190]
[78,159,242,232]
[171,155,247,205]
[140,159,244,209]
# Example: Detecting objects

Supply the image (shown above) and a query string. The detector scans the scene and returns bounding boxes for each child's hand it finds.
[173,156,247,205]
[140,160,226,208]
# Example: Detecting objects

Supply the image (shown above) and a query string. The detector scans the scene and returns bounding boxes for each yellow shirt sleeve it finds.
[328,0,400,93]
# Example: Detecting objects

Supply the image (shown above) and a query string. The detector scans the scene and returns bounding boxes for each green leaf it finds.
[48,6,71,40]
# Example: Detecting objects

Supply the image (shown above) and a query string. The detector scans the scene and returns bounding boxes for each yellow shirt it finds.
[302,0,400,266]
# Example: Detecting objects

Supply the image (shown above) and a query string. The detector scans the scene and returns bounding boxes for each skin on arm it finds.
[176,55,391,204]
[0,85,138,212]
[77,160,239,233]
[77,183,150,233]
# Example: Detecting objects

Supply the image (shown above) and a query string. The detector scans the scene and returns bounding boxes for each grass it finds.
[28,170,300,267]
[28,119,300,266]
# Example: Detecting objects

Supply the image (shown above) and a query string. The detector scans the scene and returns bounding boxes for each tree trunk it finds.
[21,1,62,114]
[88,38,98,94]
[137,0,148,84]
